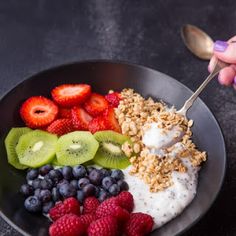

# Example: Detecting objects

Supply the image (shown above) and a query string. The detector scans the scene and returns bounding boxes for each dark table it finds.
[0,0,235,235]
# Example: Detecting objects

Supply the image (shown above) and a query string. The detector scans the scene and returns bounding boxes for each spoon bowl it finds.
[181,24,214,60]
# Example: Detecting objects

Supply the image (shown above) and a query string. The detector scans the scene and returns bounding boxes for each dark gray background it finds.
[0,0,235,235]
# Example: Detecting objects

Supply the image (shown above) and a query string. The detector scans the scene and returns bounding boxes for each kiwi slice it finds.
[16,130,57,168]
[4,127,32,169]
[93,131,131,169]
[51,158,62,167]
[56,131,99,166]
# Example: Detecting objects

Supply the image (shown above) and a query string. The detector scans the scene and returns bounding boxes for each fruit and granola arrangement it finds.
[4,83,207,235]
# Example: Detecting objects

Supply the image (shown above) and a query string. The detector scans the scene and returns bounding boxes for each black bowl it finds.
[0,61,226,236]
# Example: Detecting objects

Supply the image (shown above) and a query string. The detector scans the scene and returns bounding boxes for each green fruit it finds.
[51,158,62,167]
[93,131,131,169]
[56,131,99,166]
[4,127,32,169]
[16,130,57,168]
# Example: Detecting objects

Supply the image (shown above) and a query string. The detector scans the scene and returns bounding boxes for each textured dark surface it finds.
[0,0,235,235]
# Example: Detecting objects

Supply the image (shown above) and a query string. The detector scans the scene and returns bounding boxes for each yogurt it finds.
[123,158,198,229]
[142,122,185,151]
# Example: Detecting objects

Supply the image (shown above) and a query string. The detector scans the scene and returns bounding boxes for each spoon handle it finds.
[177,59,228,116]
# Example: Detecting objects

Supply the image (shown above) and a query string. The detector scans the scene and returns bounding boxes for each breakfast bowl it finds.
[0,61,226,236]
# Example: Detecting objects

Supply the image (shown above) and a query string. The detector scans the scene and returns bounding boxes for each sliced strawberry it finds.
[103,108,121,133]
[51,84,91,107]
[20,96,58,128]
[47,119,75,136]
[72,106,93,130]
[88,116,109,134]
[105,92,122,107]
[58,108,72,119]
[84,93,109,116]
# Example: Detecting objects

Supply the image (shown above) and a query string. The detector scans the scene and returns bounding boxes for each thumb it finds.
[213,40,236,64]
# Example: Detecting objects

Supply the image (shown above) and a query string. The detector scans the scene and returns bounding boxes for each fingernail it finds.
[218,75,225,85]
[234,76,236,85]
[214,40,228,52]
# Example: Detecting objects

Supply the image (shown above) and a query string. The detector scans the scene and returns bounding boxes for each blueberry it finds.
[42,201,54,214]
[32,178,42,189]
[26,169,39,181]
[61,166,73,180]
[98,189,109,202]
[20,184,34,197]
[78,178,90,189]
[73,165,87,179]
[48,169,63,183]
[100,168,111,177]
[57,179,69,189]
[89,169,103,185]
[52,187,60,202]
[39,164,53,176]
[70,180,79,190]
[108,184,120,196]
[76,190,85,204]
[102,176,114,190]
[82,184,96,197]
[39,189,52,203]
[59,184,76,198]
[24,196,42,212]
[111,169,124,181]
[86,166,95,174]
[94,186,100,198]
[117,180,129,191]
[40,179,54,190]
[34,188,41,198]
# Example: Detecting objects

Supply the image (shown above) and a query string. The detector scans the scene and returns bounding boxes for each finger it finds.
[213,40,236,64]
[218,66,236,86]
[228,35,236,43]
[208,55,217,72]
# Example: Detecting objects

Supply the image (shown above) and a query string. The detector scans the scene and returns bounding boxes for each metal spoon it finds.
[177,24,228,116]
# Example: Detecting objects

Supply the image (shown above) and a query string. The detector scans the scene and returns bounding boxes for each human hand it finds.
[208,36,236,88]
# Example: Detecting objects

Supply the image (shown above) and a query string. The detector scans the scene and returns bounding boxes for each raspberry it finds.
[49,214,85,236]
[124,213,154,236]
[105,92,121,107]
[49,197,80,221]
[83,197,100,214]
[79,214,96,229]
[87,216,118,236]
[116,191,134,212]
[96,198,130,223]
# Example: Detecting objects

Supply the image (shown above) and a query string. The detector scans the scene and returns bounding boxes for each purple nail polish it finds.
[214,40,228,52]
[234,76,236,85]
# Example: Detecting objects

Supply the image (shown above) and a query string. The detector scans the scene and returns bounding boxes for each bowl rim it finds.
[0,59,226,236]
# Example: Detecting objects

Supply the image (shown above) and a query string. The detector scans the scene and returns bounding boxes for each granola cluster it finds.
[115,89,206,192]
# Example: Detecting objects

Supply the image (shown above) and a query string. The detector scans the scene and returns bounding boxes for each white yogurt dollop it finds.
[142,122,185,151]
[123,158,198,229]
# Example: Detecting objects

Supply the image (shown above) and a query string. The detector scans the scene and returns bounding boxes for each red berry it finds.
[105,92,121,107]
[88,116,109,134]
[87,216,118,236]
[96,198,129,223]
[49,197,80,221]
[83,197,100,214]
[49,213,85,236]
[47,119,74,136]
[84,93,109,116]
[51,84,91,107]
[71,106,92,130]
[103,108,121,133]
[58,108,72,119]
[116,191,134,212]
[79,214,96,229]
[20,96,58,128]
[124,213,154,236]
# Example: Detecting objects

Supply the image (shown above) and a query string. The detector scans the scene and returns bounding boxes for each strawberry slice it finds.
[20,96,58,128]
[84,93,109,116]
[51,84,91,107]
[47,119,75,136]
[58,108,72,119]
[105,92,122,107]
[88,116,109,134]
[103,108,121,133]
[72,107,93,130]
